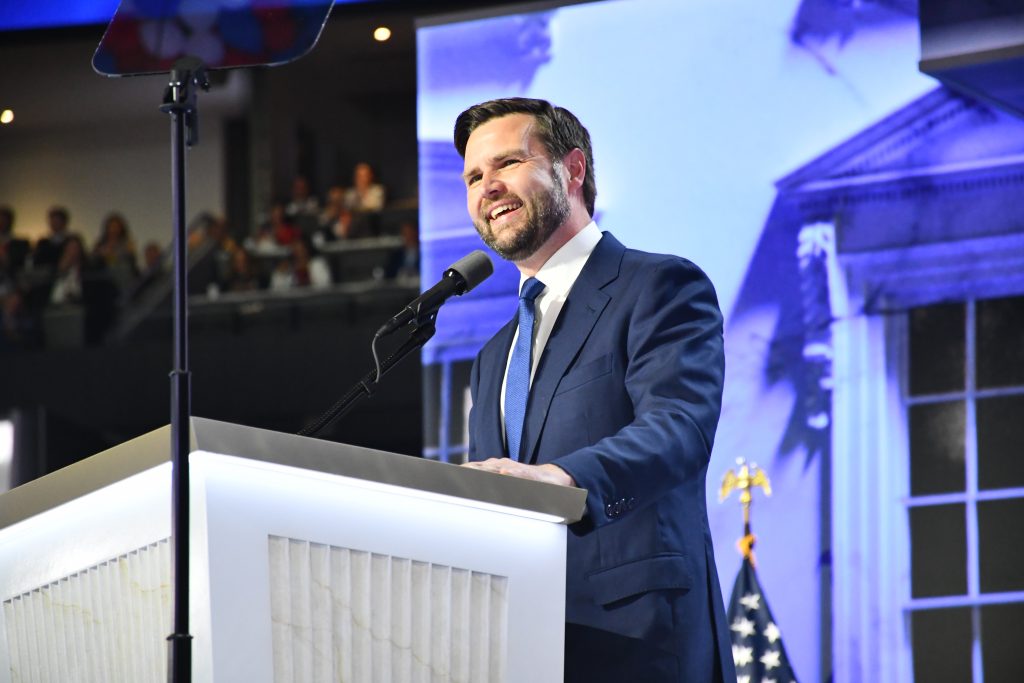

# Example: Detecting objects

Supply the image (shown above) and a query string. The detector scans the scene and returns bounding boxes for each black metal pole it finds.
[161,57,207,683]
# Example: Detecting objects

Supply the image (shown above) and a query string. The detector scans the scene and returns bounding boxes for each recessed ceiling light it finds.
[0,110,13,125]
[373,26,391,42]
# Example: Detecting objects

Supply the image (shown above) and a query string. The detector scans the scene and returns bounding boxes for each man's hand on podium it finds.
[462,459,576,487]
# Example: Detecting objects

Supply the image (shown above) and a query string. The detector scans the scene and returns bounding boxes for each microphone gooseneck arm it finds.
[298,323,436,438]
[299,249,493,439]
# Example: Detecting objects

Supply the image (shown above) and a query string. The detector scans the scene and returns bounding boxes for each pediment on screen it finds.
[93,0,334,76]
[776,86,1024,193]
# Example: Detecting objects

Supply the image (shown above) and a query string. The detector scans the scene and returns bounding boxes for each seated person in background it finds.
[0,206,31,290]
[142,241,165,274]
[187,212,218,251]
[49,235,88,305]
[343,162,386,212]
[252,202,301,253]
[224,248,261,292]
[92,212,138,270]
[187,214,240,296]
[385,221,420,280]
[269,238,331,291]
[32,206,78,272]
[188,213,240,255]
[316,185,355,244]
[286,174,321,236]
[0,287,40,351]
[127,240,169,302]
[320,185,346,224]
[92,212,139,299]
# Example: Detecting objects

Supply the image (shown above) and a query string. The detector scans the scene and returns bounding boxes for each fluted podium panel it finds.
[0,418,585,683]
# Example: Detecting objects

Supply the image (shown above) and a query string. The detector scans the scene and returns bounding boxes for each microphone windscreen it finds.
[448,250,494,293]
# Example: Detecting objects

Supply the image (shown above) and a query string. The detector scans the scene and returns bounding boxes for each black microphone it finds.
[376,250,493,336]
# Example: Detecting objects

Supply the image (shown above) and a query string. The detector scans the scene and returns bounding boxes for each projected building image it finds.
[417,1,1024,681]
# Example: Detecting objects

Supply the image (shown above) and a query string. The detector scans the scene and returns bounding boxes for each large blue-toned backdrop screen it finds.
[416,2,1024,681]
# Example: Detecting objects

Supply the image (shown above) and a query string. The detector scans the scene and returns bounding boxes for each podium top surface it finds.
[0,418,587,531]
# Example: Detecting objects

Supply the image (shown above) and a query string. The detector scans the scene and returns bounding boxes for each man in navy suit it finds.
[457,98,735,683]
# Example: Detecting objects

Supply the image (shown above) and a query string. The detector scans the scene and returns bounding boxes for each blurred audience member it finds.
[142,241,165,273]
[286,174,320,236]
[390,221,420,280]
[269,202,301,245]
[189,214,240,255]
[344,162,385,212]
[224,248,261,292]
[270,239,331,291]
[251,202,301,254]
[287,174,320,216]
[320,185,346,226]
[127,240,169,302]
[33,206,77,271]
[92,212,139,299]
[0,206,30,293]
[49,235,88,305]
[0,287,39,351]
[93,213,138,270]
[187,211,219,251]
[316,185,356,244]
[187,214,239,296]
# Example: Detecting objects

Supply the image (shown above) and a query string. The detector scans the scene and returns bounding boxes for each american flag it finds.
[726,556,799,683]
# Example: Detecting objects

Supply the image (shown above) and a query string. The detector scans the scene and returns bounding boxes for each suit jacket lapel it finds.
[477,316,516,459]
[521,233,625,464]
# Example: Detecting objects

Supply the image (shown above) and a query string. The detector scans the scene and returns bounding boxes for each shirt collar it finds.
[520,221,602,299]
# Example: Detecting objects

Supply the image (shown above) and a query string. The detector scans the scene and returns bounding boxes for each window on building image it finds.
[905,295,1024,683]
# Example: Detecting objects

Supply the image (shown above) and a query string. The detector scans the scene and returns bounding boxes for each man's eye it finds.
[501,159,520,168]
[467,174,481,186]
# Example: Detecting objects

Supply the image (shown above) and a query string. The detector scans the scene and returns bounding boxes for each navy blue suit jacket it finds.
[468,233,735,682]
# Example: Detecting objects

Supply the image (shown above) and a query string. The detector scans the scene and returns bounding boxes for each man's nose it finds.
[482,173,505,197]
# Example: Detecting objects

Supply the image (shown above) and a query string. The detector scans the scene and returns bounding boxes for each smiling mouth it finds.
[487,200,524,224]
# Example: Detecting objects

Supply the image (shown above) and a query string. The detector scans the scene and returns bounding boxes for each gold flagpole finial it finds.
[719,458,772,564]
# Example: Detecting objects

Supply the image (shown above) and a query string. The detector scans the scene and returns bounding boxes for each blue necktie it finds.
[505,277,546,461]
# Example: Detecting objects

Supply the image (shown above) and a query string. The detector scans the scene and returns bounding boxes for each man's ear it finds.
[563,148,586,193]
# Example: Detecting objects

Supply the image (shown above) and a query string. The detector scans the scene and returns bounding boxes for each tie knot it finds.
[520,277,545,303]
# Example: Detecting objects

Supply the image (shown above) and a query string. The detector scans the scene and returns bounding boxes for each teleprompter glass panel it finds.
[93,0,335,76]
[978,498,1024,594]
[910,504,967,599]
[909,303,965,397]
[977,395,1024,491]
[911,607,972,683]
[977,295,1024,390]
[909,401,966,497]
[981,602,1024,683]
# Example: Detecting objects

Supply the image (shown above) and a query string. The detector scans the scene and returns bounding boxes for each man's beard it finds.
[474,167,571,262]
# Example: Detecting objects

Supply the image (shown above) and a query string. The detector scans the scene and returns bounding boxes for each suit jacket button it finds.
[614,501,623,515]
[605,503,615,517]
[627,497,637,510]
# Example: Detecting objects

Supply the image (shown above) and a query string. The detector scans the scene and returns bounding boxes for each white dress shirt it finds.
[499,221,603,439]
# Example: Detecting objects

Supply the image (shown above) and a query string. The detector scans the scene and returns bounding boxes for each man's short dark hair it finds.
[454,97,597,216]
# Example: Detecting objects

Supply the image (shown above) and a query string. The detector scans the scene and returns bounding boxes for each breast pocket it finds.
[554,353,614,396]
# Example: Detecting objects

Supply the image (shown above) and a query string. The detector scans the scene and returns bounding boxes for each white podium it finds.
[0,418,585,682]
